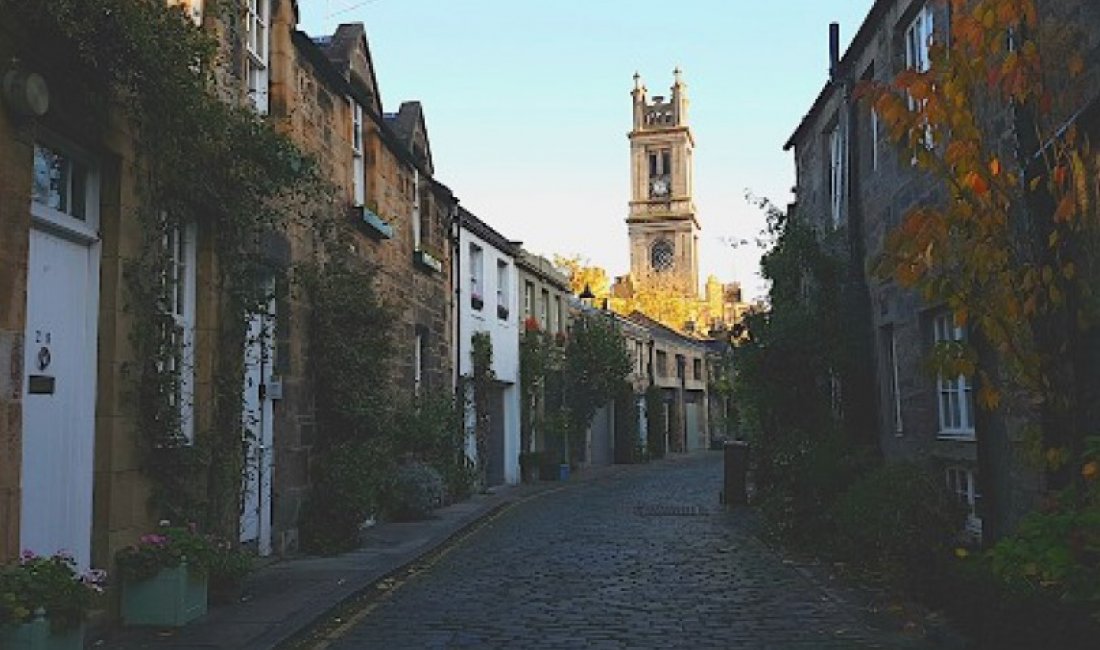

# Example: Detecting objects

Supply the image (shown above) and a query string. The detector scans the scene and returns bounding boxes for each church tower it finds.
[627,69,699,297]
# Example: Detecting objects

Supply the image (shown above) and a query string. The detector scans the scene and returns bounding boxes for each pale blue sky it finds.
[300,0,874,299]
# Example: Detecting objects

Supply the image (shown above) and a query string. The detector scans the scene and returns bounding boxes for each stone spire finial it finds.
[633,71,642,90]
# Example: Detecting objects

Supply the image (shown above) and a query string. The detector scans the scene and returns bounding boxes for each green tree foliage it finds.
[563,312,632,460]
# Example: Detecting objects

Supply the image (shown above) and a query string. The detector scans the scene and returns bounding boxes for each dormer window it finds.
[351,101,365,206]
[412,168,422,248]
[246,0,271,114]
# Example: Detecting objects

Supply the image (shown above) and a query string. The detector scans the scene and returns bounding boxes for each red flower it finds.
[524,316,541,332]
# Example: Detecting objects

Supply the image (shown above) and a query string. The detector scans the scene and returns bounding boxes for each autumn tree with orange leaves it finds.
[865,0,1100,493]
[859,2,1100,630]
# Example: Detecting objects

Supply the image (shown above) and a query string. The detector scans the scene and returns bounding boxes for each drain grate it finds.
[634,504,706,517]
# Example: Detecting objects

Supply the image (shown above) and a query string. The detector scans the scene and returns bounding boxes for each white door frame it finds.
[240,285,275,556]
[21,137,101,571]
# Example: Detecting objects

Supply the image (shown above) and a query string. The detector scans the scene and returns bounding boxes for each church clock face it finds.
[650,239,674,272]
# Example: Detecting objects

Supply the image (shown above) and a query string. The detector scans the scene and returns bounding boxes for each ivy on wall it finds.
[469,331,495,486]
[5,0,327,533]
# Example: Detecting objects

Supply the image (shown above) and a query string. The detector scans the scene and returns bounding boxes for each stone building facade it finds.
[0,0,257,571]
[515,250,571,457]
[266,10,455,554]
[0,0,459,575]
[626,312,709,453]
[786,0,1100,541]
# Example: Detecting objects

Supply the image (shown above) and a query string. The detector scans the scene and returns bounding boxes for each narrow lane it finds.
[326,453,933,649]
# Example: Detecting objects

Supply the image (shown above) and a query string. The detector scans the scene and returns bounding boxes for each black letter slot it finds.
[28,375,55,395]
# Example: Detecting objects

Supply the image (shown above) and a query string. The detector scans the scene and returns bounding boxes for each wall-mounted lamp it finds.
[579,284,595,308]
[3,65,50,118]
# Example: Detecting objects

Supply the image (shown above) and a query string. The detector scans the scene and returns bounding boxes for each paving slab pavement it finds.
[95,461,637,650]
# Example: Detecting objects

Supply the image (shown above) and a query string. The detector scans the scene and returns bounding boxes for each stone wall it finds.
[788,0,1100,537]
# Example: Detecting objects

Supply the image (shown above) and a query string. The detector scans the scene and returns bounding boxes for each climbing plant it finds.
[469,332,496,486]
[864,0,1100,489]
[5,0,326,533]
[519,316,560,454]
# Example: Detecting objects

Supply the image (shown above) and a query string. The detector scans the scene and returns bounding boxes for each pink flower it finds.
[140,534,167,545]
[20,549,37,563]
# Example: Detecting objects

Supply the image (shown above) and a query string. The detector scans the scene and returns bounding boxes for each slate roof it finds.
[624,311,711,348]
[384,101,434,173]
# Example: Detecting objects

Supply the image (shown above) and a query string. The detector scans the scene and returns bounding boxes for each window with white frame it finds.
[32,142,92,222]
[165,222,198,443]
[411,168,422,248]
[419,187,432,251]
[882,325,903,434]
[933,313,975,438]
[946,466,982,540]
[414,328,425,397]
[871,108,880,172]
[904,4,934,74]
[524,281,535,320]
[540,289,550,325]
[246,0,271,114]
[828,123,844,228]
[351,101,365,206]
[496,260,509,320]
[469,244,483,309]
[904,4,935,149]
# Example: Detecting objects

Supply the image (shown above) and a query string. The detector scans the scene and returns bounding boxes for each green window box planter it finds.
[414,248,443,273]
[352,205,393,239]
[121,563,208,627]
[0,618,84,650]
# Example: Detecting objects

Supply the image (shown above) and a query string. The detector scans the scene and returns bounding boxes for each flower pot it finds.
[121,563,208,627]
[0,617,84,650]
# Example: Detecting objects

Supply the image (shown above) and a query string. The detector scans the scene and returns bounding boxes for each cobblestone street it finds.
[319,453,940,649]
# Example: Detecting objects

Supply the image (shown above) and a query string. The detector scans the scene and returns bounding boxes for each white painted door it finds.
[240,291,274,556]
[21,141,101,570]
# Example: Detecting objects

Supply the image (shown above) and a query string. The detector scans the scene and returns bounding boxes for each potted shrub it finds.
[206,541,253,607]
[115,522,213,627]
[0,551,105,650]
[385,461,445,522]
[518,451,542,483]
